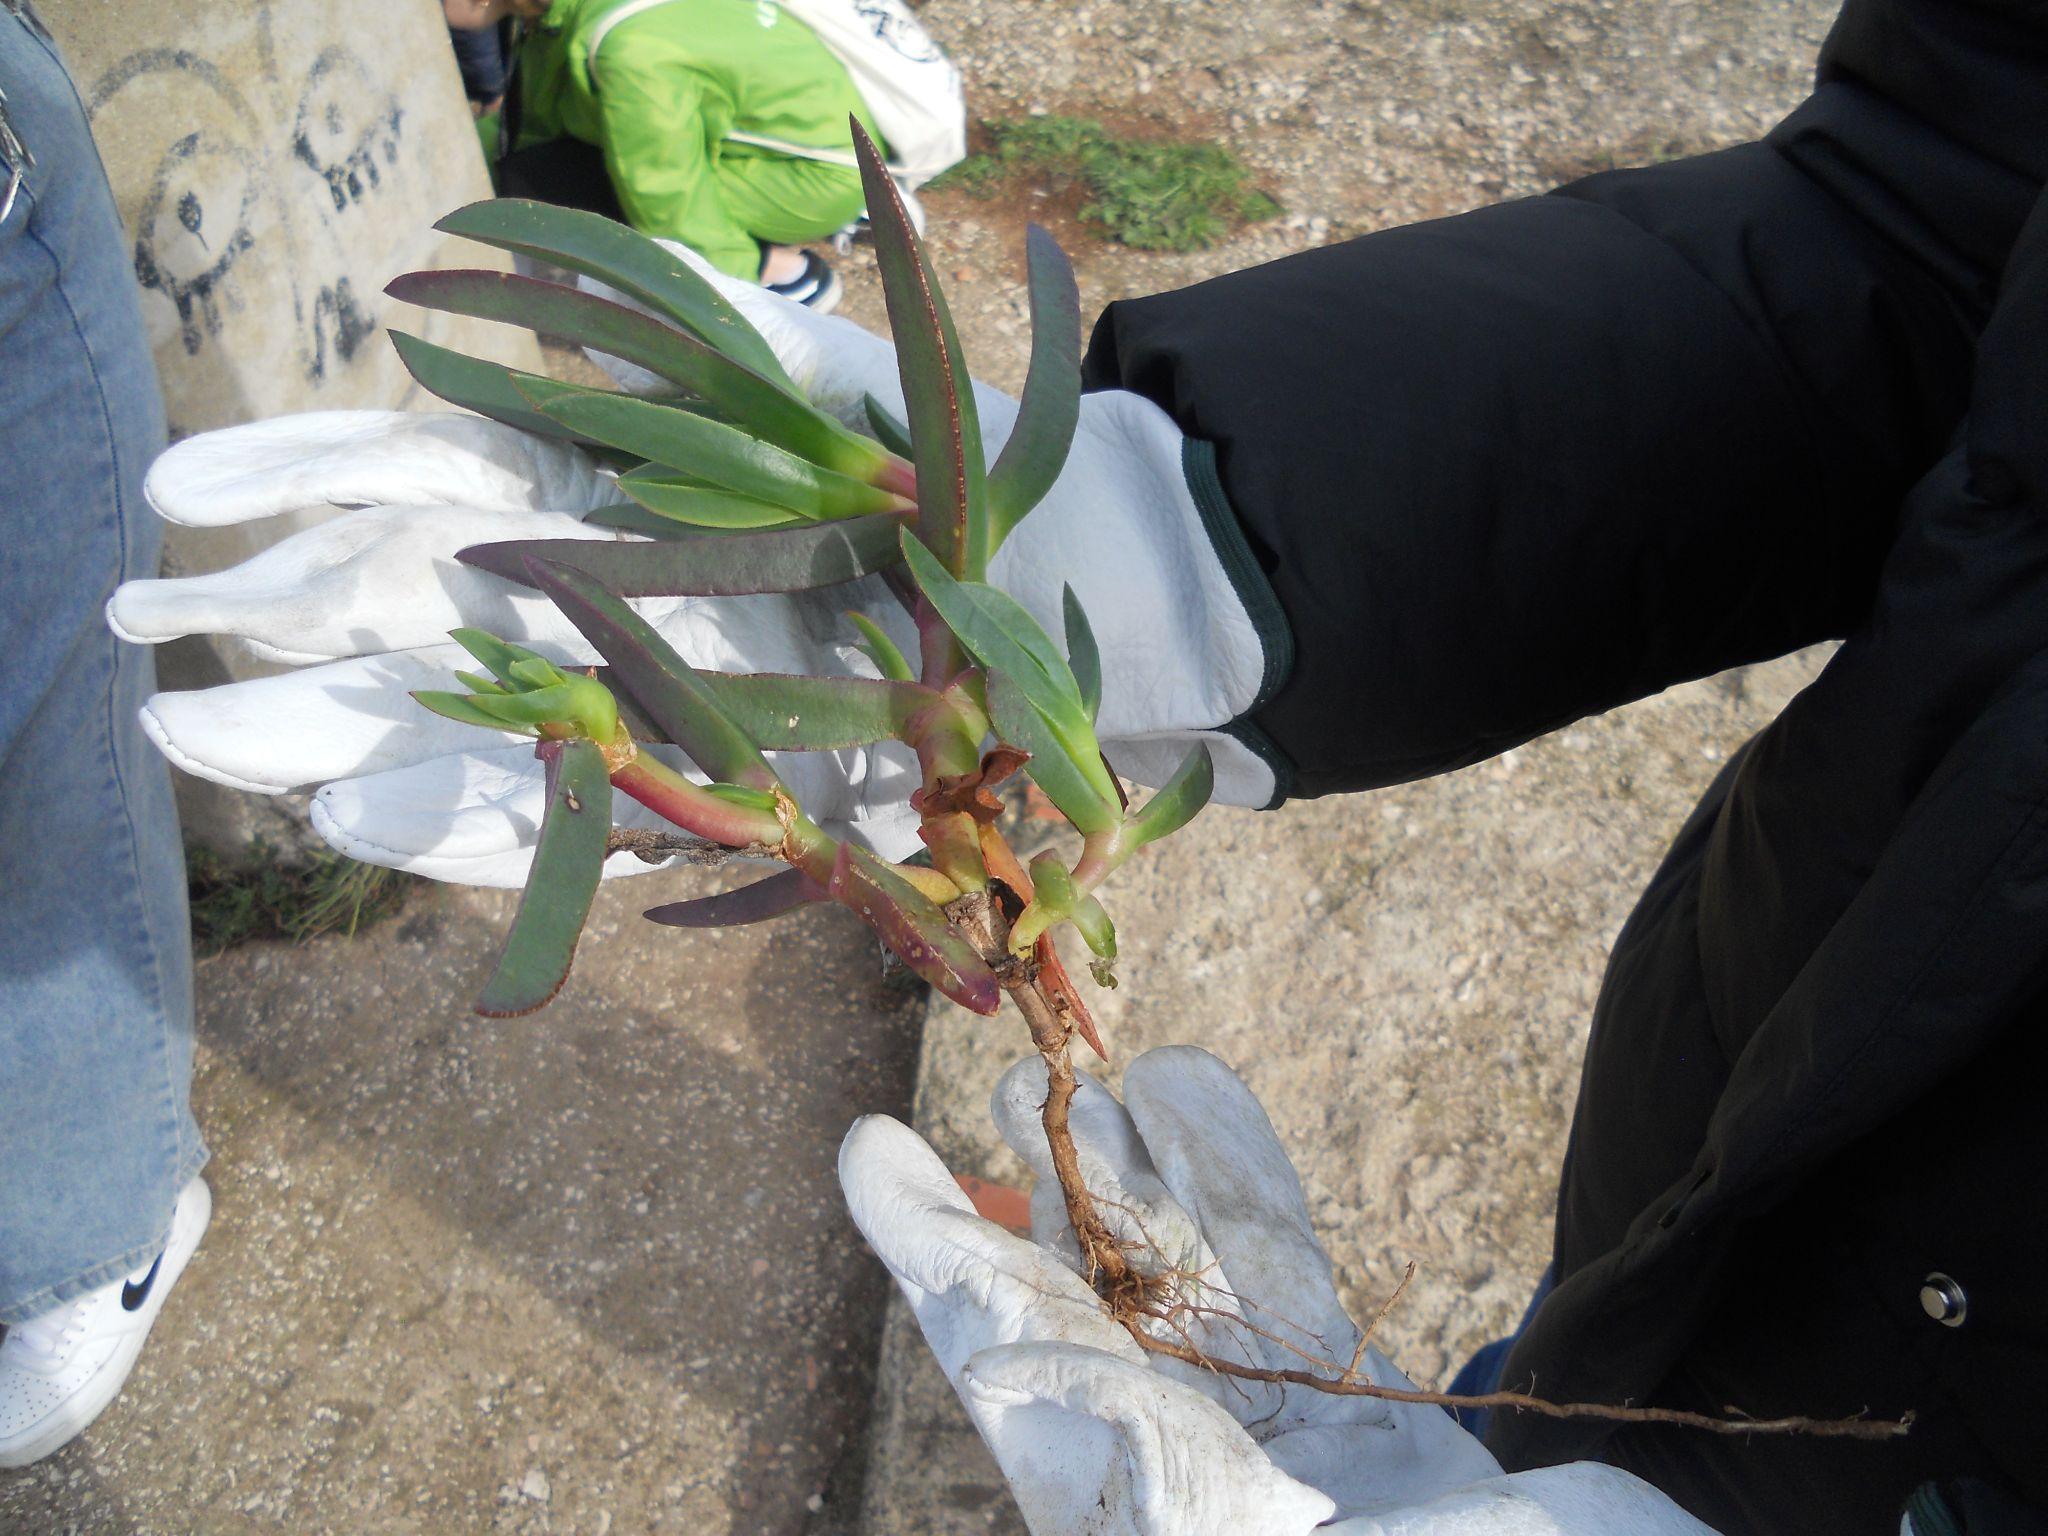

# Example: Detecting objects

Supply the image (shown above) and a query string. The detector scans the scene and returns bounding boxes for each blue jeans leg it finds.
[1447,1264,1555,1444]
[0,5,204,1325]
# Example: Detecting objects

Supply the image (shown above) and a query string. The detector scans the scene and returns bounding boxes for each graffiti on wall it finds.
[73,0,475,426]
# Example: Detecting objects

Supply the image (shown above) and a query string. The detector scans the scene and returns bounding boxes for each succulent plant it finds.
[390,121,1212,1049]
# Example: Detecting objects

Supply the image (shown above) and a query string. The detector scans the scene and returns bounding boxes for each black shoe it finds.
[763,250,843,313]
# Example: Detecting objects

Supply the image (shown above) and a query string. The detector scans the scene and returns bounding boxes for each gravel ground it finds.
[0,0,1843,1530]
[851,0,1842,1529]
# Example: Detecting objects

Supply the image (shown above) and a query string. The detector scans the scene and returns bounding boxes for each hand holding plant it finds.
[108,122,1910,1494]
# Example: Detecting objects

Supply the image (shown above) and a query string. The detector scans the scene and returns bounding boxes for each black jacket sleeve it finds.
[1081,0,2045,801]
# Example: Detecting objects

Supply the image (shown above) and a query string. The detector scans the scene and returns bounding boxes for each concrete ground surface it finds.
[2,0,1841,1530]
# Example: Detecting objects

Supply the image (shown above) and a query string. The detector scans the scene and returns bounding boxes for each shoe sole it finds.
[0,1178,211,1469]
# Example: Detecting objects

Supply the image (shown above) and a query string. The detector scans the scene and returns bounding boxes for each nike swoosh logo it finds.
[121,1253,163,1312]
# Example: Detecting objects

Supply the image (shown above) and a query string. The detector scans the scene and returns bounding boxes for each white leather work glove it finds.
[838,1045,1720,1536]
[106,410,924,885]
[590,243,1282,805]
[107,246,1280,886]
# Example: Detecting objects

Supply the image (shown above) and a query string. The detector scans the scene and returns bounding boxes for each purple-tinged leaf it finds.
[987,226,1081,547]
[610,757,786,846]
[1121,741,1214,849]
[521,558,781,793]
[388,270,888,480]
[851,119,989,576]
[986,668,1118,836]
[694,672,930,750]
[475,738,611,1017]
[458,513,906,598]
[435,199,795,390]
[1035,932,1107,1060]
[519,380,908,521]
[828,843,1001,1015]
[644,868,826,928]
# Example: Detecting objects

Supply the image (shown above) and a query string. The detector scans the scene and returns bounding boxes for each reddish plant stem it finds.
[947,884,1134,1290]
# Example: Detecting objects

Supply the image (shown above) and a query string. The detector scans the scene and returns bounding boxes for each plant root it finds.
[941,855,1907,1442]
[1126,1326,1912,1440]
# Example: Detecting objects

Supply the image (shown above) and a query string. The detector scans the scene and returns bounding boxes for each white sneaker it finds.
[0,1177,211,1468]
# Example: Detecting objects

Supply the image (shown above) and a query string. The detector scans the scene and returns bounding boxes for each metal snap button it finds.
[1919,1273,1967,1328]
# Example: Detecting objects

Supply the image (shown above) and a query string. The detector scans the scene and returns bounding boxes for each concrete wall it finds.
[41,0,541,438]
[39,0,547,849]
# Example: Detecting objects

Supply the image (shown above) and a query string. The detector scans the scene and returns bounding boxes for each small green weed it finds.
[931,116,1280,251]
[188,839,414,956]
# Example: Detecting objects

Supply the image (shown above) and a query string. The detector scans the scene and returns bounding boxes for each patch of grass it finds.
[931,116,1281,251]
[187,839,415,956]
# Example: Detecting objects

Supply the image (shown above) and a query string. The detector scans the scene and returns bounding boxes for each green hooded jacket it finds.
[518,0,884,277]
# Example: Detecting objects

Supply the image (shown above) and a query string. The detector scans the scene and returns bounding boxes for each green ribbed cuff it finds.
[1902,1484,1962,1536]
[1181,437,1295,808]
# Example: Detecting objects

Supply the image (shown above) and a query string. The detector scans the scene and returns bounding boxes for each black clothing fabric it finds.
[494,132,627,224]
[449,21,513,107]
[1081,1,2048,1531]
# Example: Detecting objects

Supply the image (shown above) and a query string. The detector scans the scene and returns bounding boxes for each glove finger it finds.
[1318,1463,1719,1536]
[1262,1418,1501,1523]
[991,1058,1281,1420]
[144,410,613,526]
[307,733,917,886]
[959,1341,1336,1536]
[1122,1047,1362,1376]
[991,1057,1208,1278]
[838,1115,1145,1384]
[308,744,684,887]
[108,505,615,661]
[1124,1048,1500,1469]
[141,645,523,794]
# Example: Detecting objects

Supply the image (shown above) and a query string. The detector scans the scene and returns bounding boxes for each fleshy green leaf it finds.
[1072,894,1117,963]
[475,738,611,1017]
[413,690,531,734]
[849,612,914,682]
[695,672,930,750]
[1121,742,1214,849]
[828,843,1001,1014]
[435,198,796,389]
[389,330,580,443]
[863,394,915,459]
[458,513,906,598]
[388,270,888,480]
[521,558,780,792]
[1062,585,1102,723]
[521,383,907,521]
[616,467,807,529]
[899,534,1078,716]
[852,119,989,576]
[985,668,1118,835]
[580,501,739,540]
[900,533,1117,803]
[450,627,545,688]
[644,868,826,928]
[1027,851,1077,913]
[988,225,1081,546]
